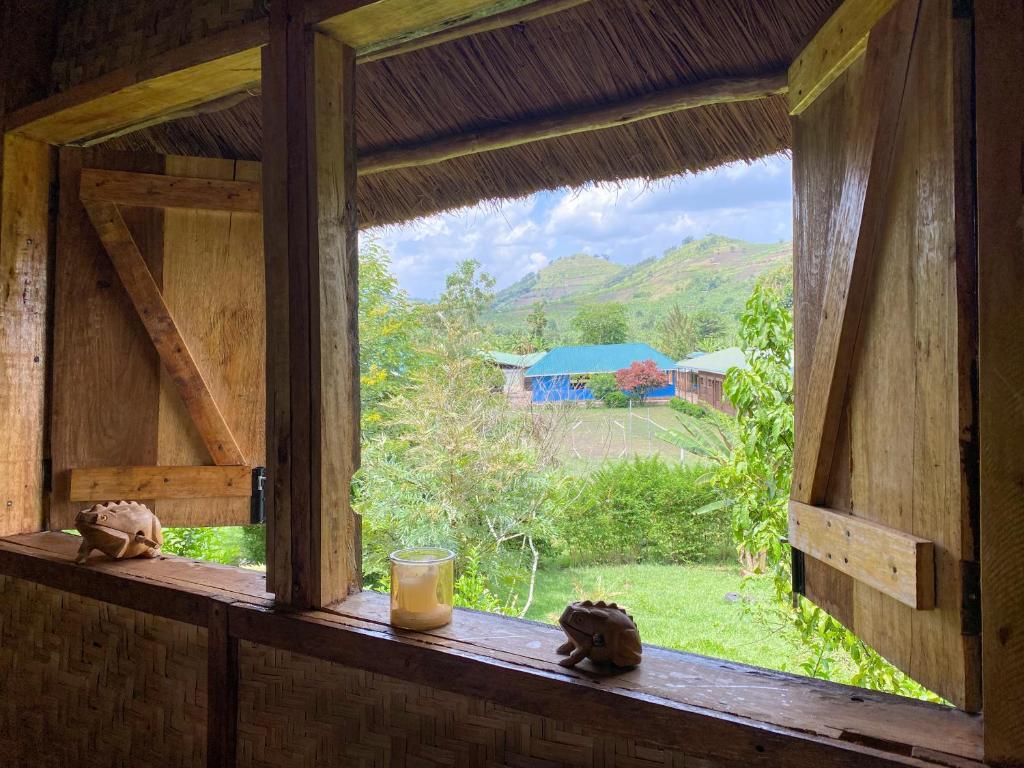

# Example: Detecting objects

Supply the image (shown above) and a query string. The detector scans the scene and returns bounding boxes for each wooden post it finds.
[975,1,1024,764]
[263,2,361,608]
[0,134,54,536]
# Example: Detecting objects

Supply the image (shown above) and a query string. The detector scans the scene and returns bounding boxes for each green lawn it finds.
[525,563,814,673]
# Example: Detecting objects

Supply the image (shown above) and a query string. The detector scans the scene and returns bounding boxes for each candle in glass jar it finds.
[390,548,455,630]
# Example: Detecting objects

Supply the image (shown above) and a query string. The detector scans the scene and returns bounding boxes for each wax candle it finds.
[390,548,455,630]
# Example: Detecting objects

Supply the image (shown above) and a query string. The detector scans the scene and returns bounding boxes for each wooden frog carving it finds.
[556,600,642,668]
[74,501,163,564]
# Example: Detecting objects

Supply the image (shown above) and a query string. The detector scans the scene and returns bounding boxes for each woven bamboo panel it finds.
[238,642,719,768]
[0,575,207,768]
[50,0,266,91]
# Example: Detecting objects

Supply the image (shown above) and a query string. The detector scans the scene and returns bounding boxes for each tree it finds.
[571,302,629,344]
[657,305,699,360]
[436,259,496,329]
[587,372,620,403]
[359,242,419,433]
[525,301,549,344]
[614,360,670,402]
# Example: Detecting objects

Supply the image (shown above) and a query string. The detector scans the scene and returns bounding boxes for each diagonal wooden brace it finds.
[82,199,246,466]
[791,0,921,506]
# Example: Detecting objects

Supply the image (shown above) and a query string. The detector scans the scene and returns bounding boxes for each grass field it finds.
[539,403,731,469]
[525,564,815,674]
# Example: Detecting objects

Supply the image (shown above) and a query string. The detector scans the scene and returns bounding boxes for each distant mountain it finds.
[486,235,791,335]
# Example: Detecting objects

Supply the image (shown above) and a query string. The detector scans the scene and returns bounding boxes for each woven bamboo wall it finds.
[0,576,207,768]
[237,642,718,768]
[50,0,266,91]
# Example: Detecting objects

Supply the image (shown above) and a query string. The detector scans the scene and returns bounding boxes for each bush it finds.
[669,397,714,420]
[551,457,730,566]
[601,391,629,408]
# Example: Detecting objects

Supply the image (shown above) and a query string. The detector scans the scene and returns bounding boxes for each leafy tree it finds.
[526,301,549,345]
[355,324,567,615]
[360,242,419,433]
[657,304,699,360]
[587,372,620,404]
[614,360,669,403]
[718,277,939,700]
[436,259,496,328]
[571,302,629,344]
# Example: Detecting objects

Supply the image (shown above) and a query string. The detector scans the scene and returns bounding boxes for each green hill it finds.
[486,235,791,337]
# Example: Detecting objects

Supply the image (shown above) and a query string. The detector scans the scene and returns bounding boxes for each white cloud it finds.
[363,154,793,298]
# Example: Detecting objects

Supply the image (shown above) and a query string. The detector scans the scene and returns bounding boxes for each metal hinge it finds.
[961,560,981,636]
[787,538,806,607]
[250,466,267,525]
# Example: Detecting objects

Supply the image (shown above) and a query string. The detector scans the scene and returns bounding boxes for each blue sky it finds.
[363,153,793,300]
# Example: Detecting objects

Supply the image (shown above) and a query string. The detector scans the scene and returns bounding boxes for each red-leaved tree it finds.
[614,359,671,402]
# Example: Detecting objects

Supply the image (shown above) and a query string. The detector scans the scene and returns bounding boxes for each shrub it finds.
[588,372,618,401]
[669,397,715,419]
[601,391,629,408]
[551,457,730,566]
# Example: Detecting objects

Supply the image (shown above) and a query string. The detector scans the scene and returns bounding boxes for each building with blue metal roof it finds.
[524,343,676,403]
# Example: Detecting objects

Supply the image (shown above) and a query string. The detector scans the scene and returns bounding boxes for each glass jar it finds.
[389,547,455,630]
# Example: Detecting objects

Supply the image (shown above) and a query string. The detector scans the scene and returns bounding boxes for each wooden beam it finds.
[975,1,1024,764]
[80,168,260,213]
[207,598,239,768]
[81,200,246,467]
[3,2,543,148]
[359,71,788,175]
[790,0,920,505]
[359,0,591,63]
[3,22,266,146]
[0,134,53,536]
[788,0,900,115]
[309,0,535,52]
[788,501,934,609]
[264,8,360,607]
[69,465,252,502]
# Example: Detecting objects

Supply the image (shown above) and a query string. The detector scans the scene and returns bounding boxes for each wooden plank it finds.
[788,501,934,609]
[975,1,1024,763]
[359,0,591,63]
[791,0,982,711]
[3,22,265,146]
[155,156,265,527]
[69,465,252,502]
[264,5,360,607]
[80,168,260,213]
[49,149,165,530]
[788,0,900,115]
[81,200,246,467]
[309,0,535,52]
[0,133,53,536]
[207,598,239,768]
[360,72,787,175]
[0,531,985,767]
[790,0,920,506]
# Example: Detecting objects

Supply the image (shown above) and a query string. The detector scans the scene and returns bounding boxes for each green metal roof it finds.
[482,350,547,368]
[676,347,748,375]
[524,343,676,377]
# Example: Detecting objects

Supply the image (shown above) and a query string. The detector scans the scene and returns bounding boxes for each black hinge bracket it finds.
[960,559,981,636]
[789,539,806,608]
[250,466,267,525]
[42,458,53,494]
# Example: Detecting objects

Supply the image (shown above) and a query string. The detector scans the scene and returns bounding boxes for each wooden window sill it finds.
[0,532,983,768]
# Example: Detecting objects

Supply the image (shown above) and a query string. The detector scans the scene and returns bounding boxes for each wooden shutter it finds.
[49,151,266,529]
[789,0,981,710]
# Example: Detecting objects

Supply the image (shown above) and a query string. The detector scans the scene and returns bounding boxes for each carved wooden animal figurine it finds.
[556,600,642,668]
[74,501,163,563]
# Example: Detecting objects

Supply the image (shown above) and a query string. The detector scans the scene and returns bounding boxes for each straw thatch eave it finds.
[98,0,839,225]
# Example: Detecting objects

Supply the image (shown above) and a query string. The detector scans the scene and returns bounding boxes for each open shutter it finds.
[49,152,266,529]
[789,0,981,710]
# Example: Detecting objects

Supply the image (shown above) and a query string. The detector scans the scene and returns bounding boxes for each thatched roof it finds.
[102,0,838,226]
